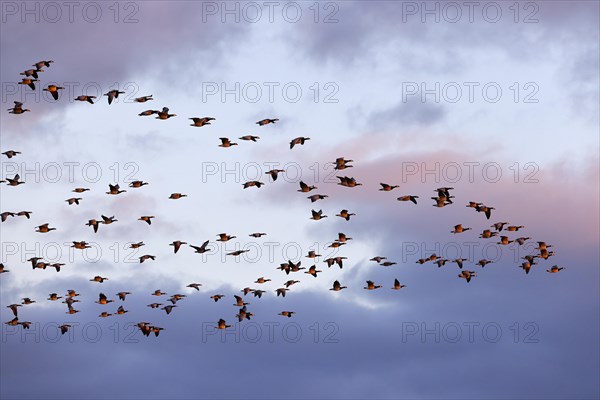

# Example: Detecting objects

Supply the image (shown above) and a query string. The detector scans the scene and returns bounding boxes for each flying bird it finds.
[161,305,177,315]
[491,222,509,232]
[2,150,21,158]
[310,209,327,220]
[458,270,477,283]
[305,265,322,277]
[307,194,328,203]
[156,107,176,120]
[329,280,347,291]
[104,89,125,105]
[190,117,215,127]
[379,183,399,191]
[20,69,41,79]
[298,181,317,193]
[227,250,249,256]
[243,181,264,189]
[74,95,96,104]
[129,180,149,188]
[397,195,419,204]
[265,169,285,181]
[43,85,64,100]
[19,78,38,90]
[86,219,100,233]
[364,280,382,290]
[306,251,322,259]
[279,311,296,318]
[256,118,278,126]
[290,137,310,149]
[60,324,71,335]
[333,157,353,170]
[547,265,564,273]
[233,295,249,307]
[33,60,53,70]
[475,205,495,220]
[134,95,153,103]
[451,224,471,234]
[117,292,131,301]
[219,137,237,147]
[101,215,117,224]
[217,233,236,242]
[96,293,113,304]
[217,319,231,329]
[16,211,32,219]
[170,241,187,254]
[336,209,355,221]
[106,184,126,195]
[1,212,14,222]
[6,174,24,186]
[187,283,202,291]
[35,223,56,233]
[249,232,267,238]
[7,101,30,114]
[392,279,406,290]
[337,176,362,187]
[190,240,211,254]
[498,236,514,245]
[138,216,155,225]
[239,135,259,142]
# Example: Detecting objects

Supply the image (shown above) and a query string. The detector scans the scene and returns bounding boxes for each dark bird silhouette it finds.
[298,181,317,193]
[397,195,419,204]
[330,280,347,291]
[190,240,211,254]
[190,117,215,127]
[256,118,278,126]
[104,89,125,105]
[392,279,406,290]
[43,85,65,101]
[364,280,382,290]
[379,183,399,191]
[74,95,96,104]
[265,169,285,181]
[290,137,310,149]
[170,241,187,254]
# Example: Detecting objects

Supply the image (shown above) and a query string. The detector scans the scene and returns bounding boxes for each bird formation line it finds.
[2,60,565,336]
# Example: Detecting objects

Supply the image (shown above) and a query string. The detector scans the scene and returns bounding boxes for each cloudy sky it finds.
[1,1,599,399]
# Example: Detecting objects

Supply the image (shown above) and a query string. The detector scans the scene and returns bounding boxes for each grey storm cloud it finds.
[288,1,599,65]
[1,1,250,134]
[1,278,598,399]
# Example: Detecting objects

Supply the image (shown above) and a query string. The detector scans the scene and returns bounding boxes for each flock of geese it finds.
[2,60,564,337]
